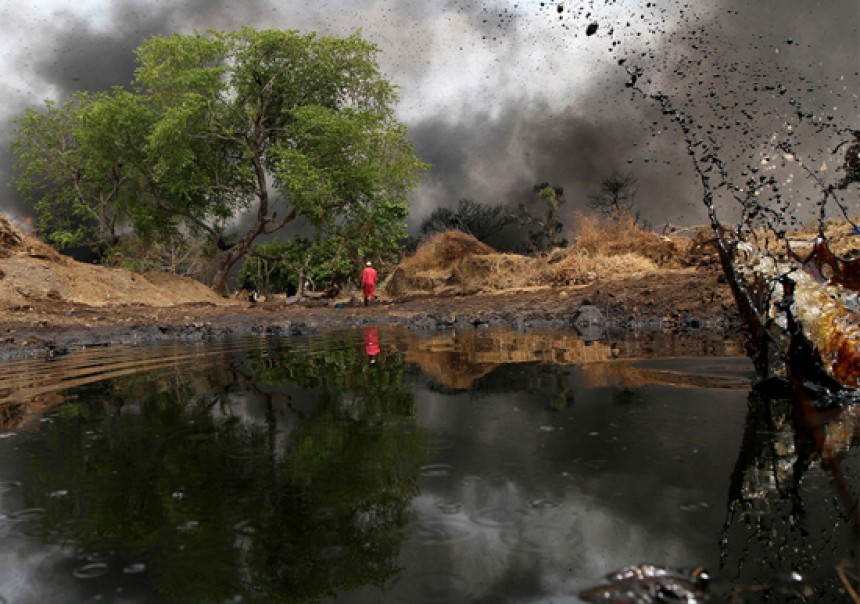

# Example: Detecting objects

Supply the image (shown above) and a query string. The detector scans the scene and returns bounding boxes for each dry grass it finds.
[571,212,692,266]
[540,250,658,285]
[384,217,707,299]
[398,230,495,272]
[452,253,539,290]
[762,217,860,258]
[386,231,528,296]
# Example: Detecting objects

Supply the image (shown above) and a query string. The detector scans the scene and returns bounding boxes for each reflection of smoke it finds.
[0,0,856,232]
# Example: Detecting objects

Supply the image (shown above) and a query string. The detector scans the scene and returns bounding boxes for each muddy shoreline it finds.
[0,270,746,361]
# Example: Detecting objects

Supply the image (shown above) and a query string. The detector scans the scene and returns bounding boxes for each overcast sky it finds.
[0,0,857,233]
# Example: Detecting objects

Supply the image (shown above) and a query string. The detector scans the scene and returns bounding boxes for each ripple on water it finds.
[123,563,146,574]
[414,517,478,546]
[421,435,455,452]
[233,519,257,535]
[679,501,711,512]
[320,545,349,560]
[469,506,517,528]
[527,499,561,510]
[314,507,338,521]
[73,562,109,579]
[499,521,583,554]
[46,518,83,540]
[392,571,472,604]
[0,481,22,493]
[7,508,46,522]
[177,520,200,531]
[226,449,259,461]
[79,551,110,564]
[436,500,462,514]
[420,464,453,478]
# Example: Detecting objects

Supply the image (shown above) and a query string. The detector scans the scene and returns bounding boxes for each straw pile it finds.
[383,219,700,300]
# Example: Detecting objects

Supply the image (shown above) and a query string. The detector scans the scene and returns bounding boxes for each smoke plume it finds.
[0,0,856,236]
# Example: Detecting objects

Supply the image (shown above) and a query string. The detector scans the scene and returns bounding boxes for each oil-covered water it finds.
[0,327,856,603]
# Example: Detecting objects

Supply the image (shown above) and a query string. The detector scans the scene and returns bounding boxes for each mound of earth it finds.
[0,216,233,309]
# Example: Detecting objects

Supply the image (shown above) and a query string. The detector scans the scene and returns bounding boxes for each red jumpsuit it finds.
[364,326,380,357]
[361,265,378,303]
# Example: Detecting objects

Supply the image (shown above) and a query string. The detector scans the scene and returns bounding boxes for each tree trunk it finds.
[211,152,273,294]
[297,267,306,297]
[210,219,266,293]
[211,248,247,294]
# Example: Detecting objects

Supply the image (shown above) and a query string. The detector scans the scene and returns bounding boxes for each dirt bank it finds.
[0,265,741,361]
[0,215,744,360]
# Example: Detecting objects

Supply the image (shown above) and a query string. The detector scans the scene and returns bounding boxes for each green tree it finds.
[11,89,151,251]
[12,28,427,292]
[513,182,567,252]
[239,224,404,295]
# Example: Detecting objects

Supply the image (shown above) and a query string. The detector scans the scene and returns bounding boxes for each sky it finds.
[0,0,857,237]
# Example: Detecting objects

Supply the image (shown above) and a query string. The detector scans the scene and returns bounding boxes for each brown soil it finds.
[0,216,741,360]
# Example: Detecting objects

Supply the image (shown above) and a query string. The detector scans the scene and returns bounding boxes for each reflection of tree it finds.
[25,335,427,603]
[547,367,575,411]
[719,391,860,601]
[610,387,640,407]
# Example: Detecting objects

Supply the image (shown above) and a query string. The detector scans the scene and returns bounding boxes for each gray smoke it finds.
[0,0,856,235]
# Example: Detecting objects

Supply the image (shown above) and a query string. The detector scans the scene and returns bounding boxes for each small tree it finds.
[587,172,638,219]
[419,198,515,242]
[512,183,567,252]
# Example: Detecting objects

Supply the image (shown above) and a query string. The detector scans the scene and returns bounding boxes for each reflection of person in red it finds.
[364,326,380,358]
[361,261,378,306]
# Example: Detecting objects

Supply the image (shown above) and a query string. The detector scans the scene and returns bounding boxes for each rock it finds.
[573,304,605,326]
[384,266,409,298]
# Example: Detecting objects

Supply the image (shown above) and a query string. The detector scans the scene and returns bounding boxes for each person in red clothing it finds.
[361,261,378,306]
[364,325,380,358]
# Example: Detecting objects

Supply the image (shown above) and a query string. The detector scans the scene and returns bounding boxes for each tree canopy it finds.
[12,27,428,292]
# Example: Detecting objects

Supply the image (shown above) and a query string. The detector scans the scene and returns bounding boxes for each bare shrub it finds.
[105,237,216,282]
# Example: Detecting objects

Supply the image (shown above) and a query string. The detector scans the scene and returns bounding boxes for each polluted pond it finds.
[0,327,857,603]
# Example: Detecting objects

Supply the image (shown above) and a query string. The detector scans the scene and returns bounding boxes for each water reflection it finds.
[720,391,860,601]
[2,333,426,603]
[0,327,856,603]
